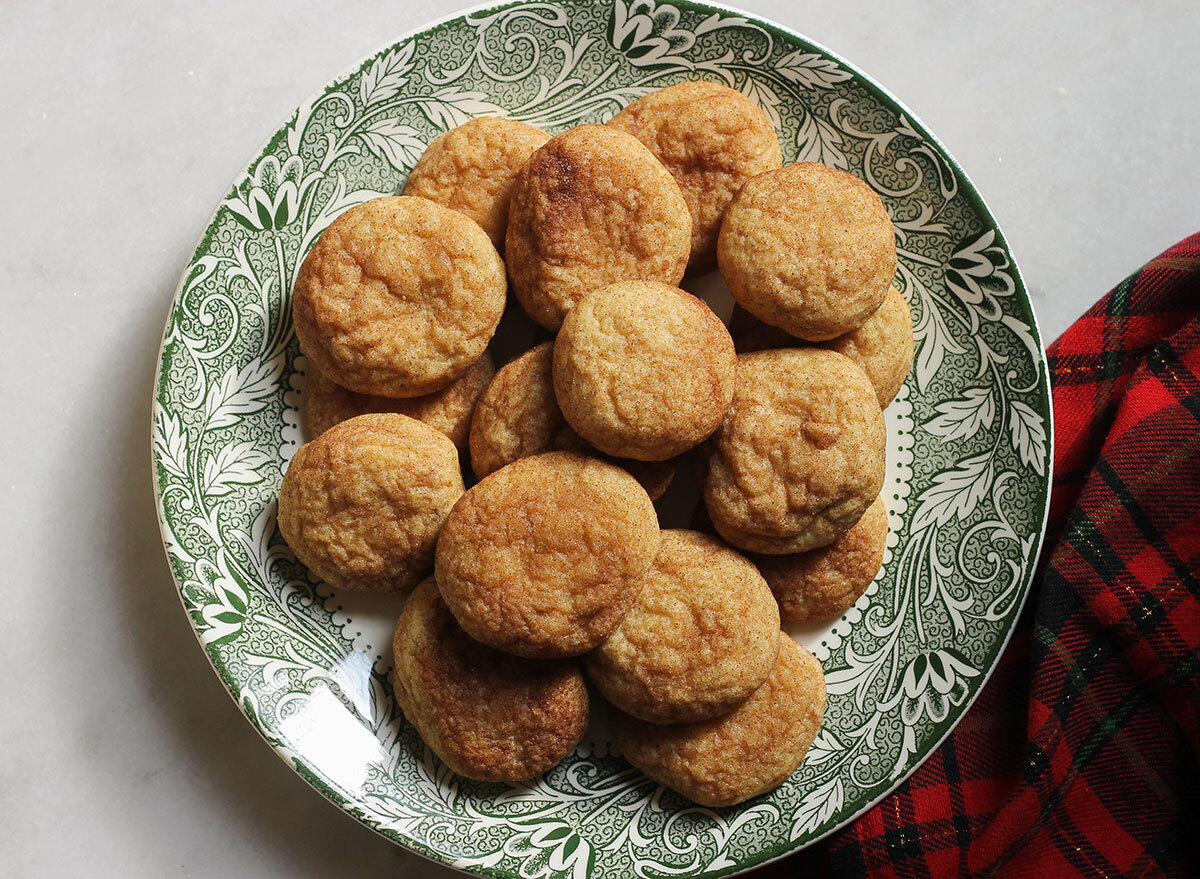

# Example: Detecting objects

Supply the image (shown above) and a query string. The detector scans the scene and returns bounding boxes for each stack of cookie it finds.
[277,81,913,807]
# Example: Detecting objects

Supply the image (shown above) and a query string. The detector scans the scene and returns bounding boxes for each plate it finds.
[151,1,1052,875]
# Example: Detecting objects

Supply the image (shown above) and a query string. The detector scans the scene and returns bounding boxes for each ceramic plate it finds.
[151,1,1052,875]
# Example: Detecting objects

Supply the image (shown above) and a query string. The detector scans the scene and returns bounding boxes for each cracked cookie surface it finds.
[553,281,736,461]
[435,451,661,658]
[505,125,691,331]
[718,162,896,341]
[278,413,464,594]
[293,195,505,398]
[702,348,885,553]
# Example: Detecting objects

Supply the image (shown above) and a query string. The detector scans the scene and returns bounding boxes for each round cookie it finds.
[468,342,675,498]
[304,353,495,449]
[611,637,827,807]
[755,496,888,622]
[436,451,661,658]
[293,195,506,398]
[609,80,782,273]
[702,349,885,552]
[278,414,464,594]
[392,578,588,782]
[553,282,736,461]
[730,284,914,407]
[718,162,896,341]
[404,117,551,252]
[585,530,780,724]
[506,124,691,330]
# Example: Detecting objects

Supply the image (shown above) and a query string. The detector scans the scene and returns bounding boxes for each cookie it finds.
[585,530,780,724]
[611,637,826,807]
[730,283,914,407]
[404,117,551,252]
[505,124,691,330]
[609,80,782,273]
[754,496,888,622]
[392,578,588,782]
[702,349,886,552]
[468,342,675,498]
[553,282,736,461]
[303,353,495,449]
[278,414,464,593]
[436,451,661,657]
[718,162,896,341]
[293,195,506,398]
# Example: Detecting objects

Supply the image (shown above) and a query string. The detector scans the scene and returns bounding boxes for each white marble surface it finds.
[2,1,1198,876]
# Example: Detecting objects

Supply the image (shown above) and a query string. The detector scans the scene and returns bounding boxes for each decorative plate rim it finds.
[150,1,1054,875]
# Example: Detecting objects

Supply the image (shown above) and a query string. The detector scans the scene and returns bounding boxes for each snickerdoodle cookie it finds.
[609,80,782,273]
[435,451,661,658]
[754,495,888,623]
[718,162,896,341]
[303,353,495,449]
[392,578,588,781]
[404,117,551,252]
[553,282,736,461]
[730,284,914,408]
[293,196,506,398]
[468,342,674,498]
[278,414,464,593]
[505,125,691,330]
[702,349,885,553]
[611,636,826,807]
[585,530,780,724]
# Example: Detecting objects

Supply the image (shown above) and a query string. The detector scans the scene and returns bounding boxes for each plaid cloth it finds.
[770,233,1200,878]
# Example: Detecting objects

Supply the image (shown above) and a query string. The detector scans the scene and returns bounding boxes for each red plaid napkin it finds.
[768,233,1200,877]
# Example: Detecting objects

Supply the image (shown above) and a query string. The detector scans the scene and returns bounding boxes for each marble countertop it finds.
[2,1,1197,876]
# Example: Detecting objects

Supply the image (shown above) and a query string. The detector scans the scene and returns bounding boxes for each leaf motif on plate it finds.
[201,440,272,497]
[924,387,994,441]
[795,111,848,169]
[359,42,416,107]
[357,119,427,172]
[1009,400,1047,473]
[203,354,283,432]
[775,49,851,90]
[911,451,994,532]
[789,777,844,839]
[417,87,505,130]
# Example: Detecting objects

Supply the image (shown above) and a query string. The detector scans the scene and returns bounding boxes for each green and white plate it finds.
[151,1,1052,875]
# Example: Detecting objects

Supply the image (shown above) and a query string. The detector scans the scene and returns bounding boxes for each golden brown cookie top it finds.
[609,80,782,273]
[585,530,780,724]
[611,636,827,807]
[468,341,676,498]
[293,195,506,398]
[435,451,661,658]
[552,281,736,461]
[404,117,551,252]
[391,578,588,782]
[717,162,896,341]
[277,413,464,594]
[303,353,494,449]
[755,495,888,622]
[505,124,691,330]
[702,348,886,552]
